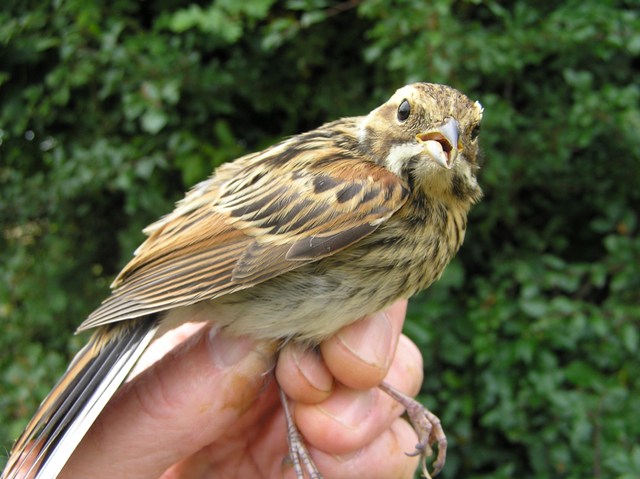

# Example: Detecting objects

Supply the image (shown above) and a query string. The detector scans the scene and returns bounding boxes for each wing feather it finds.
[80,137,408,332]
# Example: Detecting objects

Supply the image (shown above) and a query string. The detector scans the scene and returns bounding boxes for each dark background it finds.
[1,1,639,477]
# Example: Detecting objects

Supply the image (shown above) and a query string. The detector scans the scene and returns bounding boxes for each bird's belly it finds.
[167,239,440,344]
[197,267,400,343]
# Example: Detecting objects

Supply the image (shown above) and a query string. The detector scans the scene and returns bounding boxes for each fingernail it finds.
[336,311,393,369]
[317,388,375,429]
[332,448,364,463]
[292,347,333,393]
[209,328,256,368]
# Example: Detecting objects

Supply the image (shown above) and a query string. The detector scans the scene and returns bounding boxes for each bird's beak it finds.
[416,118,461,169]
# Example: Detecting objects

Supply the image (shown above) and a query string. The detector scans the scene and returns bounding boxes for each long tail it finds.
[2,318,158,479]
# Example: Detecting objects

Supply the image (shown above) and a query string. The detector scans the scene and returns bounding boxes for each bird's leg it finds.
[278,386,323,479]
[378,381,447,478]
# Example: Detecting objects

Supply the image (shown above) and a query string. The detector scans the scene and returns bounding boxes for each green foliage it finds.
[1,0,638,477]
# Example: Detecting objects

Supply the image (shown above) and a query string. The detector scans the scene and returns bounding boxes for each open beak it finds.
[416,118,461,169]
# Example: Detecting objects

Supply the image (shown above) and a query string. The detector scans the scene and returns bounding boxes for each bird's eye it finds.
[470,124,481,141]
[397,100,411,122]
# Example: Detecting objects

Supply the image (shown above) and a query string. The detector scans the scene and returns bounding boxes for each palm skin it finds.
[60,302,421,479]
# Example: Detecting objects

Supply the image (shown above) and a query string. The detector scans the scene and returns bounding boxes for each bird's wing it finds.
[79,150,408,331]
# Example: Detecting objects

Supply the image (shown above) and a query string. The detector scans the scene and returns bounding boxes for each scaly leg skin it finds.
[279,387,323,479]
[378,381,447,478]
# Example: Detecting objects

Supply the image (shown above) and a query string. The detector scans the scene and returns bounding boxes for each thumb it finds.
[61,327,275,479]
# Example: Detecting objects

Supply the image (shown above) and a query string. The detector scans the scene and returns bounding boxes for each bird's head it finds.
[359,82,483,204]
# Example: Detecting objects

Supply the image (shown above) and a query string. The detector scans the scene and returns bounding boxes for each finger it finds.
[296,333,423,454]
[385,334,424,394]
[321,300,408,390]
[276,343,334,404]
[129,322,206,377]
[60,328,276,479]
[283,418,420,479]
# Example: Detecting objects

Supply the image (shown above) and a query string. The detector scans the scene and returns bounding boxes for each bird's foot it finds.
[279,387,323,479]
[378,381,447,478]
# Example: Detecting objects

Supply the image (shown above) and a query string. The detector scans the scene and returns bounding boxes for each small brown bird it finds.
[3,82,483,479]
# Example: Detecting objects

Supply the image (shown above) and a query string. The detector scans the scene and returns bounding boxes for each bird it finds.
[2,82,483,479]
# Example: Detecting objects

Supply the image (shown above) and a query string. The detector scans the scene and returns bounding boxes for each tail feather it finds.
[3,318,158,479]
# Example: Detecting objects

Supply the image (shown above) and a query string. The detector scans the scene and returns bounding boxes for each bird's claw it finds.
[379,381,447,478]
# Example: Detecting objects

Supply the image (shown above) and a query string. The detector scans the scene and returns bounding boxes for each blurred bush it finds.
[1,1,638,477]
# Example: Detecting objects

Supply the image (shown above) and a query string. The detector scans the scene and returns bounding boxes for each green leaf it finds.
[140,108,167,134]
[564,360,599,389]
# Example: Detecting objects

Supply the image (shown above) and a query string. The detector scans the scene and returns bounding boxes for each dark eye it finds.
[397,100,411,122]
[470,124,481,141]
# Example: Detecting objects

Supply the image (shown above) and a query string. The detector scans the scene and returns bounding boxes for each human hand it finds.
[59,300,422,478]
